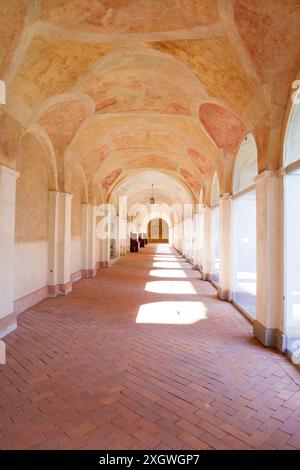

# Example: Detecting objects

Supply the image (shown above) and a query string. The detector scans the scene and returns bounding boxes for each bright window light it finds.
[286,168,300,335]
[232,190,257,318]
[237,271,256,280]
[293,305,300,321]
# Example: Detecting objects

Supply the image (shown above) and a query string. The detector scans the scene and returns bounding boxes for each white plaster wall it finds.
[71,236,82,274]
[14,241,48,300]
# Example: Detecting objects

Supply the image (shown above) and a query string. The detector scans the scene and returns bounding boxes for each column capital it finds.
[254,170,278,183]
[48,190,73,200]
[0,165,19,180]
[81,202,97,207]
[277,167,286,177]
[219,192,232,202]
[61,192,73,200]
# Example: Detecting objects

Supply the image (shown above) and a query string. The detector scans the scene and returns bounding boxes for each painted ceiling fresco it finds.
[199,103,246,154]
[0,0,26,77]
[152,37,255,114]
[233,0,300,106]
[39,0,219,33]
[37,99,92,152]
[10,36,115,107]
[1,0,300,203]
[187,148,214,175]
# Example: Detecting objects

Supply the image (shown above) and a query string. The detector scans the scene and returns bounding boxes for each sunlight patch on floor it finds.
[155,245,173,256]
[149,269,187,278]
[145,281,197,294]
[153,261,182,269]
[136,301,207,324]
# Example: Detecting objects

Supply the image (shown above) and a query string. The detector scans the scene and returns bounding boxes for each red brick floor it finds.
[1,244,300,450]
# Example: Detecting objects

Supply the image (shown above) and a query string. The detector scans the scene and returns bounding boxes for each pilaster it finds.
[0,165,19,337]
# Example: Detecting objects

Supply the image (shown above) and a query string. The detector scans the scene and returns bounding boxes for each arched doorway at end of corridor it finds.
[148,218,169,243]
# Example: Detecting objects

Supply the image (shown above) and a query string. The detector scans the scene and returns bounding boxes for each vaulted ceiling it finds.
[1,0,300,204]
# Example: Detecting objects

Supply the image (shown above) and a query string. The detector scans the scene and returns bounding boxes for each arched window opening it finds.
[210,172,220,285]
[284,103,300,342]
[232,134,258,319]
[285,104,300,167]
[233,134,258,194]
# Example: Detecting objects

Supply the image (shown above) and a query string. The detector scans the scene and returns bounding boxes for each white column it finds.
[192,204,202,270]
[198,204,205,271]
[126,218,131,253]
[99,237,110,266]
[176,206,184,254]
[254,171,284,351]
[218,194,232,300]
[183,204,193,260]
[177,219,183,254]
[81,203,97,278]
[114,215,121,257]
[119,196,127,256]
[172,226,178,251]
[0,165,19,336]
[182,219,187,258]
[168,224,173,245]
[119,216,127,255]
[98,208,111,267]
[201,206,211,280]
[48,192,72,295]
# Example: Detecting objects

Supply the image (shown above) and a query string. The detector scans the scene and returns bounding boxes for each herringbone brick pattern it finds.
[0,244,300,450]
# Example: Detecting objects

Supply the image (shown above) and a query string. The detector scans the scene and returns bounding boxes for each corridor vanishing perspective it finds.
[1,244,300,450]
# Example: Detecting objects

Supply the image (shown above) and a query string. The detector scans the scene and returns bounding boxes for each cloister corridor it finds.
[1,244,300,451]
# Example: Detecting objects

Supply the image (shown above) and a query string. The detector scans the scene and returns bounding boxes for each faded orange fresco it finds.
[0,0,299,211]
